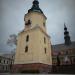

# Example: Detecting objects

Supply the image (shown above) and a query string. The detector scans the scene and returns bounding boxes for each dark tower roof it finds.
[64,23,71,46]
[28,0,43,14]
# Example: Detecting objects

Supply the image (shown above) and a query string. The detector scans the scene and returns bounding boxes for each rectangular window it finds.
[3,66,4,70]
[4,60,5,64]
[6,66,8,70]
[7,61,8,64]
[11,61,12,64]
[0,59,1,63]
[43,22,45,27]
[25,46,28,53]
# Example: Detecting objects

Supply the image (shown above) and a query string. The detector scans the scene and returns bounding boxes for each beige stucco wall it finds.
[14,28,52,65]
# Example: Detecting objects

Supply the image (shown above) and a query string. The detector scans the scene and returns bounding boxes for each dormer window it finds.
[25,20,31,26]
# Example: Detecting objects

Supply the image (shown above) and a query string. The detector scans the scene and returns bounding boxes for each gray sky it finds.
[0,0,75,53]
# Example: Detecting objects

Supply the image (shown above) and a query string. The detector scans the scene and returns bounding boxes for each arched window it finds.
[26,35,29,42]
[44,37,46,43]
[25,46,28,53]
[44,48,46,54]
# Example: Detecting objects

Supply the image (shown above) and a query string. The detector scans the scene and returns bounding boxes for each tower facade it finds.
[13,0,52,73]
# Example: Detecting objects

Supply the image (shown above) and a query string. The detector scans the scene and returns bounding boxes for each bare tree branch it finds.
[7,34,17,46]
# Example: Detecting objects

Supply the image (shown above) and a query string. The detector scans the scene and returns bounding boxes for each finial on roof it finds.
[28,0,43,14]
[64,23,66,28]
[33,0,39,4]
[64,23,67,30]
[34,0,38,1]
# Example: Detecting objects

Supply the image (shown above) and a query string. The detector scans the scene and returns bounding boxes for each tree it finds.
[7,34,17,47]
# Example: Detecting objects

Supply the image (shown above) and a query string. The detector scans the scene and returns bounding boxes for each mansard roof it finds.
[52,41,75,52]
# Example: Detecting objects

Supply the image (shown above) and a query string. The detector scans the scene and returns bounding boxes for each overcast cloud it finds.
[0,0,75,53]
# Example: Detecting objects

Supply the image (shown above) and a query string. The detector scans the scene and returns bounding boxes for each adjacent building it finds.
[52,24,75,66]
[0,53,14,73]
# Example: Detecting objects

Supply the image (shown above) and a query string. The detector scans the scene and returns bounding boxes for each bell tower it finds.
[64,23,71,45]
[13,0,52,73]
